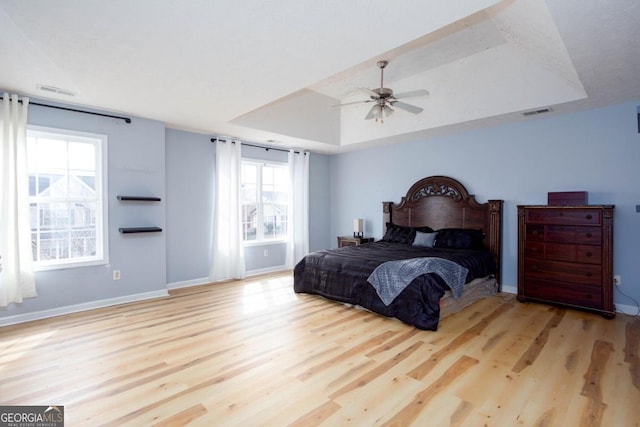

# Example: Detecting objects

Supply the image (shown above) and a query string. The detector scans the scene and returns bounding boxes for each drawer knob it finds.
[586,232,592,238]
[586,252,592,257]
[586,214,592,220]
[532,230,538,235]
[586,272,593,277]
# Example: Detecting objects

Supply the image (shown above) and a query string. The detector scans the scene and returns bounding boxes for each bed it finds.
[293,175,503,330]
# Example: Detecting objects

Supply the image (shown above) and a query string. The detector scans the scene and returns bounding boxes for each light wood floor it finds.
[1,272,638,426]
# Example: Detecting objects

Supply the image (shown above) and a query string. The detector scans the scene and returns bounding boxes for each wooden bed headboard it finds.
[383,175,503,282]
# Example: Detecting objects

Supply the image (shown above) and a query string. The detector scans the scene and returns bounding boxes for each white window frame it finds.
[27,125,109,271]
[241,160,289,246]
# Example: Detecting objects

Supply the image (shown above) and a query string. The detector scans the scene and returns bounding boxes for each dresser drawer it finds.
[528,224,602,245]
[546,225,577,243]
[525,242,602,264]
[577,245,601,264]
[525,258,602,285]
[544,242,575,261]
[524,241,545,258]
[524,279,602,309]
[576,227,601,245]
[525,224,545,241]
[526,208,601,225]
[543,242,602,264]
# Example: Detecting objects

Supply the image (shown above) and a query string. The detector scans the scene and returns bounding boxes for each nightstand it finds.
[337,236,374,247]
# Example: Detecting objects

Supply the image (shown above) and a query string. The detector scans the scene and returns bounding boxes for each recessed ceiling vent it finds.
[37,84,76,97]
[522,107,552,117]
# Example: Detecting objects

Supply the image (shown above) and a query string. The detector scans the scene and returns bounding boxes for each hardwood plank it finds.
[511,307,566,373]
[288,400,341,427]
[150,403,208,427]
[382,355,479,426]
[580,340,614,427]
[296,330,397,381]
[408,301,514,380]
[328,341,425,400]
[625,318,640,390]
[0,272,638,426]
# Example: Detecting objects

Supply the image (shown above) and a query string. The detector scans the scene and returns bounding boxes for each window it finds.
[27,126,108,270]
[240,161,288,242]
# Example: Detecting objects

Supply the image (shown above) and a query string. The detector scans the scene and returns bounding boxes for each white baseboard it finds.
[167,277,211,290]
[615,303,639,316]
[499,283,638,315]
[246,265,289,277]
[500,284,517,294]
[167,268,290,290]
[0,289,169,327]
[4,277,634,328]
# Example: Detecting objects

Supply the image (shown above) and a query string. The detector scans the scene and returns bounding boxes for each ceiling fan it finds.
[335,60,429,123]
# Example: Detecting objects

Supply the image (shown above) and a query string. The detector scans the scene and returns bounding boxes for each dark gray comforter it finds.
[293,241,496,330]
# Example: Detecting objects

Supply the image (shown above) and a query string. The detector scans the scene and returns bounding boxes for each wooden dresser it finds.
[517,205,615,317]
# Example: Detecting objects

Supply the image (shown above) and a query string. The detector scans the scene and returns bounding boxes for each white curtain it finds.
[0,93,37,306]
[209,139,245,281]
[286,149,309,268]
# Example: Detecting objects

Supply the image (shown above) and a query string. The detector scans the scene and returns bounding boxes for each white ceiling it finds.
[1,0,639,154]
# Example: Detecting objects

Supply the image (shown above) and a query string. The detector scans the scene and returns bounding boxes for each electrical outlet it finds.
[263,249,269,257]
[113,270,121,280]
[613,275,621,286]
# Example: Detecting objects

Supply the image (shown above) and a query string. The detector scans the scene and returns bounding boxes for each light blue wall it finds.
[4,95,636,320]
[0,100,167,319]
[330,100,640,307]
[309,152,332,252]
[165,132,333,282]
[3,104,332,320]
[165,128,214,283]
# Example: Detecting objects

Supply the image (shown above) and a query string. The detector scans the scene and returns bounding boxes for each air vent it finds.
[522,107,552,117]
[37,85,76,97]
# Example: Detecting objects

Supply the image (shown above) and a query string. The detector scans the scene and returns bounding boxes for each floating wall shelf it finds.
[119,227,163,234]
[117,195,162,234]
[117,195,162,202]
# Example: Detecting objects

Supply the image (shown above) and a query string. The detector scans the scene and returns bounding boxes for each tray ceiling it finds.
[1,0,638,153]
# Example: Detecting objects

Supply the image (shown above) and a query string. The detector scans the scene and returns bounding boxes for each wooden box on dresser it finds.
[517,205,615,318]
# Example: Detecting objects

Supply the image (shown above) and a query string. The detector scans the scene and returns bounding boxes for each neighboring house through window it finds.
[27,126,108,270]
[240,161,288,243]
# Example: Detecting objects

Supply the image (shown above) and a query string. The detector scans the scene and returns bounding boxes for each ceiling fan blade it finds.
[391,101,423,114]
[364,104,378,120]
[393,89,429,99]
[332,99,374,108]
[359,87,380,98]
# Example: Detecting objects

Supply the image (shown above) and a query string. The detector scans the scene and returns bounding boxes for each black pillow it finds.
[434,228,484,249]
[382,223,433,244]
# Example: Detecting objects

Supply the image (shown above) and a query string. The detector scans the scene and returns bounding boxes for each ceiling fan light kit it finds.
[367,103,394,123]
[335,59,429,123]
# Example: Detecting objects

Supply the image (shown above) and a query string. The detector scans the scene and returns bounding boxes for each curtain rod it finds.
[0,95,132,123]
[210,137,304,154]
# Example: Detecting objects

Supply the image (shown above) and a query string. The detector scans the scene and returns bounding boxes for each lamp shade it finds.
[353,218,364,233]
[371,105,383,120]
